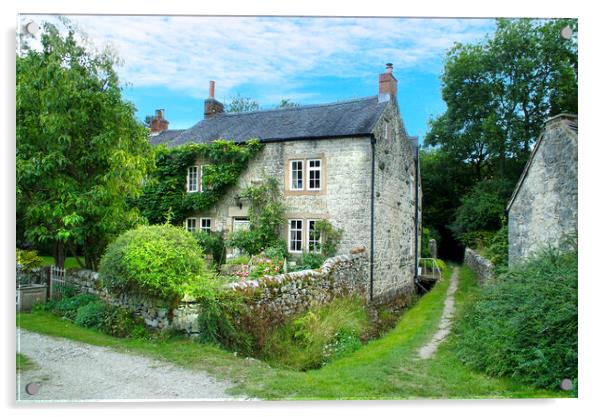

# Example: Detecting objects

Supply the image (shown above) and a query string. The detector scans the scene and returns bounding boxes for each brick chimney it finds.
[378,63,397,103]
[150,109,169,133]
[204,80,224,119]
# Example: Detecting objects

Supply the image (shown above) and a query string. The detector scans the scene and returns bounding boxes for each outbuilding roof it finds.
[161,96,388,147]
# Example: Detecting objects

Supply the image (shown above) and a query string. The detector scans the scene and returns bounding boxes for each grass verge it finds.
[17,353,36,372]
[17,265,564,399]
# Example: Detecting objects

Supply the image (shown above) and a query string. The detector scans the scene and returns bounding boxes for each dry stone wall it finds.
[227,249,369,324]
[58,249,370,337]
[464,248,494,285]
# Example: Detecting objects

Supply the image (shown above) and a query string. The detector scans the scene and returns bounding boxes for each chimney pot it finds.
[378,63,397,103]
[150,109,169,133]
[204,80,224,119]
[209,81,215,99]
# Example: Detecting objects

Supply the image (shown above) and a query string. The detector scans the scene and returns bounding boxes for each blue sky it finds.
[20,15,497,141]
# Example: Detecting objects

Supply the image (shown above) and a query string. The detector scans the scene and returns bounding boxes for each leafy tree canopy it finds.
[421,18,577,256]
[425,18,577,180]
[16,19,154,269]
[226,93,260,113]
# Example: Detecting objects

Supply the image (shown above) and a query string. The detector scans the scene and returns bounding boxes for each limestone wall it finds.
[189,136,373,256]
[371,101,420,302]
[508,115,578,266]
[464,247,495,285]
[227,249,369,324]
[62,249,370,337]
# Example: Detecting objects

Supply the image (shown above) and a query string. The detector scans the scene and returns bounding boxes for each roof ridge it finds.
[219,95,379,117]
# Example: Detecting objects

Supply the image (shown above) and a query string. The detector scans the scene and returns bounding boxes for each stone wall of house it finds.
[189,136,373,256]
[508,115,578,266]
[464,247,495,285]
[371,101,420,303]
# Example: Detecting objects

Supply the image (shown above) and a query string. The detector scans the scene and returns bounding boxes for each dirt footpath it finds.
[17,329,249,402]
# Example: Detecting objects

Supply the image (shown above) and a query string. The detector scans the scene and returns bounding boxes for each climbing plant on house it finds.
[136,139,263,225]
[228,177,287,255]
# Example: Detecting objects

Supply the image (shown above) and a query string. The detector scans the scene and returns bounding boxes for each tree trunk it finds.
[53,241,65,268]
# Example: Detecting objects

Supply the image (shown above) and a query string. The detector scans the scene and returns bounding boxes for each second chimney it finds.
[378,63,398,103]
[150,109,169,133]
[204,80,224,119]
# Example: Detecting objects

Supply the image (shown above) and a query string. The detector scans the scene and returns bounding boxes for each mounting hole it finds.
[25,382,39,395]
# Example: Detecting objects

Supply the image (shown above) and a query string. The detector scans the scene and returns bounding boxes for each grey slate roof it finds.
[149,129,185,146]
[166,96,388,147]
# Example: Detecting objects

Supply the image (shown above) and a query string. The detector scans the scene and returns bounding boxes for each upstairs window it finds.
[308,159,321,190]
[200,217,211,234]
[186,218,197,232]
[290,160,304,190]
[187,166,198,192]
[288,219,303,253]
[307,220,322,252]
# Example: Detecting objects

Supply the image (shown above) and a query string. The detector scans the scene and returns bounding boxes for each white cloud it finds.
[19,15,494,101]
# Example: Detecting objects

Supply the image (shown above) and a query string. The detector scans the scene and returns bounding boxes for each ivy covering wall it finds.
[136,139,263,225]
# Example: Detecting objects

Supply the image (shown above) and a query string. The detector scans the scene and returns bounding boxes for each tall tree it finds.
[17,20,154,269]
[426,18,577,181]
[422,18,577,253]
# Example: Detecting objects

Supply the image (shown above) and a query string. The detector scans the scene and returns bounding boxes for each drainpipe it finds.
[414,140,420,283]
[370,136,376,301]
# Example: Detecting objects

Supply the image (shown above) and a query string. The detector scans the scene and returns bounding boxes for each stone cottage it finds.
[149,64,422,303]
[507,114,578,266]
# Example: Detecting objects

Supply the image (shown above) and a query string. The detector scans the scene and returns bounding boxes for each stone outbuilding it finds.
[507,114,578,266]
[149,64,422,303]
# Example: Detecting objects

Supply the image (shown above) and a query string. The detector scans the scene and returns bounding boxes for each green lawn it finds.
[41,256,81,269]
[16,265,564,400]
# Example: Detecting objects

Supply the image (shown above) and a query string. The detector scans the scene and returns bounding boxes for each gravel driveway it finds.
[17,329,249,402]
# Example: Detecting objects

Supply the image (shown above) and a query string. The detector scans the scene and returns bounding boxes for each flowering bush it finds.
[249,255,284,280]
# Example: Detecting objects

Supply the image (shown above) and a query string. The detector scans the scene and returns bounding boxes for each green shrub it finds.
[99,224,211,302]
[41,293,99,320]
[261,296,371,370]
[313,220,343,257]
[482,224,509,268]
[454,248,577,390]
[193,230,226,266]
[16,248,43,271]
[75,301,107,329]
[450,177,514,243]
[461,230,496,249]
[435,259,447,272]
[264,241,288,261]
[102,305,144,338]
[226,255,250,265]
[194,278,252,354]
[291,252,327,271]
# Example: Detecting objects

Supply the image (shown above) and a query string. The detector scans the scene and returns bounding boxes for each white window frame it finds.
[307,159,322,191]
[199,165,209,192]
[288,219,303,253]
[186,217,197,232]
[187,166,199,193]
[233,218,250,232]
[200,217,211,234]
[307,219,322,253]
[290,160,304,191]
